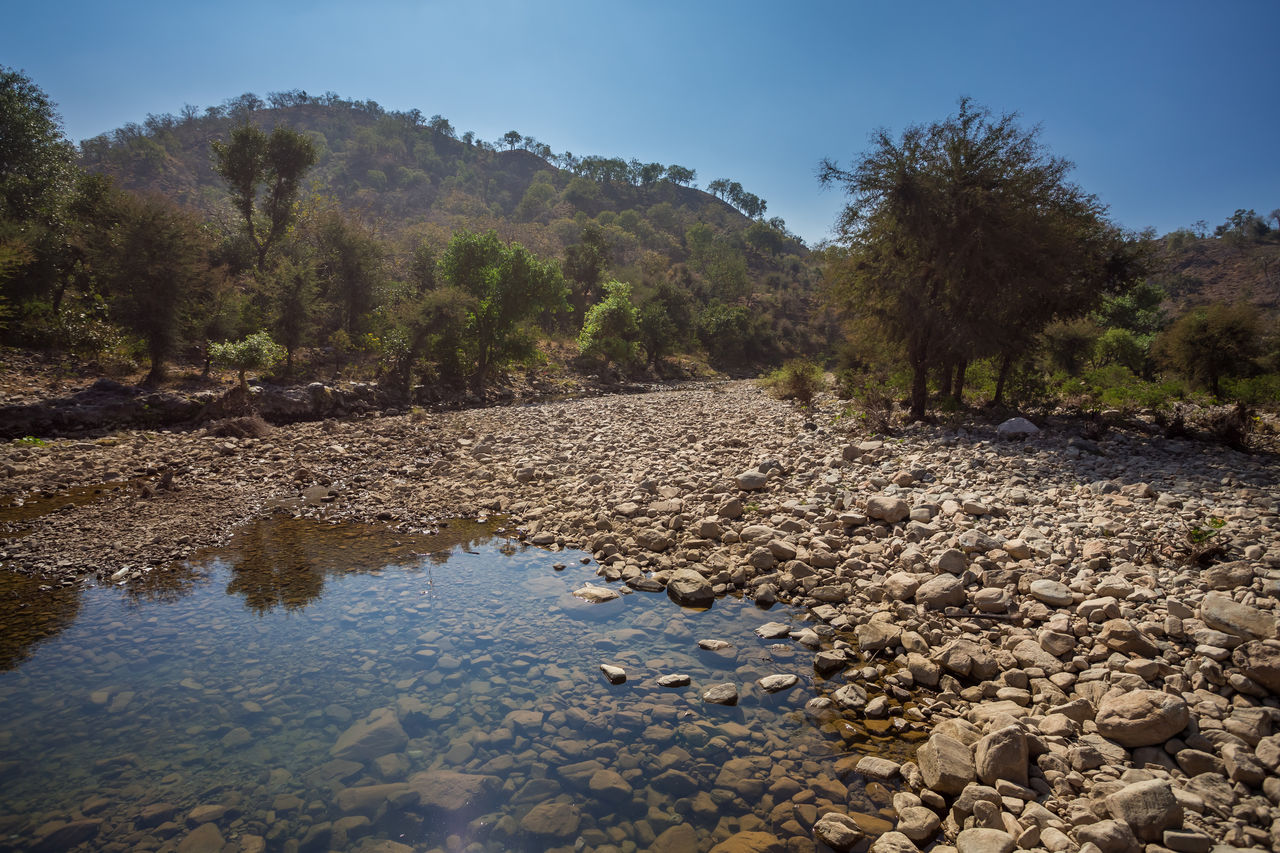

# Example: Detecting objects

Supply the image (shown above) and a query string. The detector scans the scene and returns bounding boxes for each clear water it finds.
[0,518,910,852]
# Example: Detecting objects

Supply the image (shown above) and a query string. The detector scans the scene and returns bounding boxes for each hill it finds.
[1153,228,1280,311]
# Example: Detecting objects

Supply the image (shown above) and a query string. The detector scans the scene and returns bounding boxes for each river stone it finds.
[855,620,902,651]
[335,783,413,815]
[708,831,786,853]
[635,528,672,552]
[955,827,1014,853]
[997,417,1039,438]
[667,568,714,607]
[1200,591,1277,641]
[870,831,924,853]
[31,820,101,852]
[1095,690,1189,747]
[657,673,691,687]
[866,496,909,524]
[600,664,626,684]
[703,682,739,705]
[1029,579,1073,607]
[1203,561,1255,590]
[1104,778,1183,842]
[407,770,499,814]
[1234,640,1280,693]
[519,801,580,837]
[974,725,1028,787]
[1099,618,1159,656]
[736,469,769,490]
[896,806,940,842]
[1075,819,1139,853]
[915,574,965,609]
[572,584,619,603]
[755,621,791,639]
[757,674,799,693]
[588,768,632,802]
[331,707,407,762]
[936,548,967,574]
[917,732,975,795]
[1010,638,1065,674]
[176,823,224,853]
[813,813,865,852]
[855,756,900,780]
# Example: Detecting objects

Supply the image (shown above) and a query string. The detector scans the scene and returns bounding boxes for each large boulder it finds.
[813,813,865,852]
[1200,592,1278,642]
[1095,690,1189,747]
[974,725,1028,787]
[1104,778,1183,842]
[915,575,965,609]
[666,568,714,608]
[1234,640,1280,693]
[916,732,975,795]
[407,770,499,815]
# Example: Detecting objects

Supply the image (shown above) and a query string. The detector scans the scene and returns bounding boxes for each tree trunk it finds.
[953,359,968,405]
[994,353,1014,407]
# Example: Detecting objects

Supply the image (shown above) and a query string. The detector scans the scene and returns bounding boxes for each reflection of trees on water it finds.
[218,517,499,615]
[0,572,83,671]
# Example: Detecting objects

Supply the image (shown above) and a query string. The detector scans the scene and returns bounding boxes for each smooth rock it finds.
[1094,690,1189,747]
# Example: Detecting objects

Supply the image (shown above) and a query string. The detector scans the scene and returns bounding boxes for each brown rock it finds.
[1095,690,1189,747]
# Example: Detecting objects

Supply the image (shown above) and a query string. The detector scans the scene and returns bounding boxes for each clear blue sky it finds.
[4,0,1277,245]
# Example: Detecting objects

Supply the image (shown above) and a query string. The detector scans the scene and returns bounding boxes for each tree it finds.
[0,66,74,224]
[438,230,567,392]
[501,130,522,150]
[665,165,696,187]
[105,194,212,385]
[563,223,610,320]
[211,331,286,391]
[1157,303,1260,397]
[638,279,694,368]
[266,255,317,375]
[578,280,641,368]
[212,123,317,272]
[820,98,1139,419]
[312,210,383,336]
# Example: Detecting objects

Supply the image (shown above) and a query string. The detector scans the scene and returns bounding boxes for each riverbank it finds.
[2,381,1279,852]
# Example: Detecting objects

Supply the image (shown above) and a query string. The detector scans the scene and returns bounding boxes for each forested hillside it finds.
[2,79,832,397]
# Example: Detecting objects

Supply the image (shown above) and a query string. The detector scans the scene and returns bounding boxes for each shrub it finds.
[578,280,641,368]
[210,331,285,390]
[761,359,825,406]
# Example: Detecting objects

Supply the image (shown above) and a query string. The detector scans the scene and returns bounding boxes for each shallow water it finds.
[0,517,908,852]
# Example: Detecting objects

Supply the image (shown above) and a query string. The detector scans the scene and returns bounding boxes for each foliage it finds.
[637,280,694,368]
[761,359,825,406]
[104,193,214,384]
[820,97,1144,420]
[211,123,316,272]
[1093,327,1146,374]
[0,66,75,224]
[1156,302,1261,397]
[578,280,642,368]
[310,210,383,336]
[438,229,568,390]
[210,330,285,390]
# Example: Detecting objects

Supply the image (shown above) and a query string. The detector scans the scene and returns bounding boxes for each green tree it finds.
[266,255,317,375]
[563,222,610,320]
[0,66,74,225]
[211,123,317,272]
[820,98,1138,419]
[105,194,212,385]
[312,210,384,336]
[501,130,522,150]
[578,280,641,367]
[638,280,694,369]
[1157,303,1260,397]
[211,331,286,391]
[438,230,567,392]
[664,165,696,186]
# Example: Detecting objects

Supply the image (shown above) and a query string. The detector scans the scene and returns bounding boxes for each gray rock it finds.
[702,683,739,705]
[813,813,864,852]
[936,548,967,574]
[754,621,791,639]
[1094,690,1189,747]
[974,724,1028,787]
[915,574,966,609]
[866,495,909,524]
[657,673,691,688]
[600,664,627,684]
[1075,819,1139,853]
[997,417,1039,438]
[1104,778,1183,842]
[331,707,407,762]
[955,827,1015,853]
[917,732,975,795]
[757,674,799,693]
[735,469,769,491]
[572,584,619,603]
[1200,592,1277,641]
[869,831,922,853]
[895,806,940,843]
[666,568,713,607]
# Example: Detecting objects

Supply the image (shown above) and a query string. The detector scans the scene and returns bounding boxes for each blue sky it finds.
[4,1,1277,245]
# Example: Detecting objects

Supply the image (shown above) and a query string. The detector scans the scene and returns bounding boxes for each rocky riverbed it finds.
[2,380,1280,853]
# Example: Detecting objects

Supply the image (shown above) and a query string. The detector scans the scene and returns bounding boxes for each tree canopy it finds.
[820,98,1143,418]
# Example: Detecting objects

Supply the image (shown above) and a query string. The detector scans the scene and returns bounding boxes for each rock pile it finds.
[2,380,1279,851]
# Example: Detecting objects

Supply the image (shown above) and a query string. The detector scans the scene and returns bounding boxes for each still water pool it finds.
[0,518,908,852]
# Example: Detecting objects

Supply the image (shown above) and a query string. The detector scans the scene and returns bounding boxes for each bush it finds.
[761,359,825,406]
[578,281,641,368]
[210,331,285,390]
